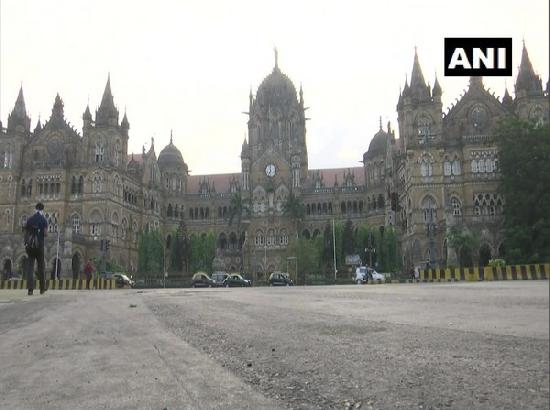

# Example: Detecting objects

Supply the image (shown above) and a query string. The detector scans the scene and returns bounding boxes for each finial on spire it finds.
[274,47,278,69]
[170,129,173,144]
[379,116,382,130]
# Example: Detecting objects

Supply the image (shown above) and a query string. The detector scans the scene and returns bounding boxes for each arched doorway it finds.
[479,244,492,267]
[3,258,12,280]
[72,253,81,280]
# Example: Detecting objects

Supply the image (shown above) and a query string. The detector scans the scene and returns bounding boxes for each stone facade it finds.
[1,46,548,278]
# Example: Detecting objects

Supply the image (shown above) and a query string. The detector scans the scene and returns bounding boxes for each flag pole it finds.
[332,219,337,280]
[55,228,60,280]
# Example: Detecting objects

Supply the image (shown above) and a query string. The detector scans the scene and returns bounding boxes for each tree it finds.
[189,232,216,274]
[342,219,355,256]
[496,118,550,263]
[283,191,305,239]
[447,225,479,268]
[228,192,250,271]
[170,221,190,273]
[137,229,164,275]
[288,237,322,284]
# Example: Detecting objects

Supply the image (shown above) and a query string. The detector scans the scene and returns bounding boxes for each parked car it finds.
[223,273,252,287]
[211,271,229,287]
[269,272,294,286]
[112,273,135,288]
[191,272,215,288]
[354,266,385,284]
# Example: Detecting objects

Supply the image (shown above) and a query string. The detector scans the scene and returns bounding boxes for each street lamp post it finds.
[364,232,376,268]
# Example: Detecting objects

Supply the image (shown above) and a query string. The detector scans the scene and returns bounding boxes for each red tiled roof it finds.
[187,173,240,193]
[308,167,364,186]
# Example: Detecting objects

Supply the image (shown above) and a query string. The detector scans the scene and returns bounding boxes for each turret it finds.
[502,86,513,109]
[515,43,543,98]
[402,48,431,102]
[95,75,119,127]
[121,111,129,137]
[432,74,442,102]
[83,105,92,129]
[48,94,65,128]
[33,117,42,135]
[7,86,31,133]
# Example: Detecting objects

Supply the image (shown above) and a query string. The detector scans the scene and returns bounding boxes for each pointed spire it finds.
[249,87,254,111]
[96,74,119,126]
[274,47,279,70]
[121,110,129,129]
[515,42,543,96]
[13,86,27,117]
[502,85,513,107]
[410,48,427,90]
[379,116,382,130]
[8,85,31,132]
[83,104,92,121]
[299,83,303,105]
[33,117,42,134]
[432,73,442,97]
[469,76,484,89]
[170,129,173,144]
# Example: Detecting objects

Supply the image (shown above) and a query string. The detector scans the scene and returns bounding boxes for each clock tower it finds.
[240,50,309,274]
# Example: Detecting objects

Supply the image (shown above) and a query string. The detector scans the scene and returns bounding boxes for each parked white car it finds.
[354,266,385,284]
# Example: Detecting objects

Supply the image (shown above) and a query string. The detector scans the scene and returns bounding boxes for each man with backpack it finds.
[24,202,48,295]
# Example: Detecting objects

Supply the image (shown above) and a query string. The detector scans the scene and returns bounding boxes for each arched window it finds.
[95,143,104,162]
[229,232,238,250]
[420,158,433,177]
[92,174,102,193]
[78,176,84,194]
[422,196,437,223]
[451,197,462,216]
[471,159,478,173]
[167,204,173,217]
[71,176,77,194]
[90,210,102,237]
[478,157,486,173]
[451,157,461,175]
[267,229,275,246]
[443,158,452,176]
[417,115,431,141]
[72,214,81,234]
[255,230,264,246]
[279,229,288,245]
[121,218,128,240]
[166,234,172,250]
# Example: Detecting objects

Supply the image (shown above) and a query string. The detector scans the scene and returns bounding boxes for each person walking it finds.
[24,203,48,295]
[84,259,93,290]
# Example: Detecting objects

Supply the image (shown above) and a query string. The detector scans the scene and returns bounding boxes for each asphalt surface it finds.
[0,281,548,410]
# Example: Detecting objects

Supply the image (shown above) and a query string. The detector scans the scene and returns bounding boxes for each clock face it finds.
[265,164,276,177]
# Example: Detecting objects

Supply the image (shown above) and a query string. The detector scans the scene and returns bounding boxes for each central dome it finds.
[255,65,298,109]
[363,128,388,161]
[158,136,186,170]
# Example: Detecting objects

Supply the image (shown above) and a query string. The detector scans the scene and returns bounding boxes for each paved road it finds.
[0,281,548,409]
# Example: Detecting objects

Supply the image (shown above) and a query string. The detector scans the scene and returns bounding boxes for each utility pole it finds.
[332,219,337,280]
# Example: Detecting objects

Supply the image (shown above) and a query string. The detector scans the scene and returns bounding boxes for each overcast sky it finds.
[1,0,548,175]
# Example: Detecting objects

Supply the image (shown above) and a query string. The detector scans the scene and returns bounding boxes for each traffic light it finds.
[106,240,110,251]
[100,239,105,252]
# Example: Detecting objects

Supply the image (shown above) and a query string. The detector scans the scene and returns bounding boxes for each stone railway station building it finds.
[0,46,548,279]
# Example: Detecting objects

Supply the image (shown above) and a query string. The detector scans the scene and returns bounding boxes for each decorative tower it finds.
[7,86,31,134]
[514,42,549,124]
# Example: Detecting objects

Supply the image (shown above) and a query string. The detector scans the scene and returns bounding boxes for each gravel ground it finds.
[145,282,549,410]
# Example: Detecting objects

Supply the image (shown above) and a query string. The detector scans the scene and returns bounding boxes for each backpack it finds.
[24,225,41,252]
